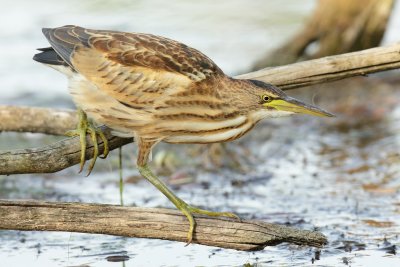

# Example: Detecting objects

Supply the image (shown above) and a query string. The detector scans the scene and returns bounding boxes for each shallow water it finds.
[1,1,400,266]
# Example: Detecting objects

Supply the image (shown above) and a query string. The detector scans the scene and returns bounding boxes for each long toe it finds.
[178,205,196,244]
[187,205,240,220]
[78,128,88,173]
[65,128,88,173]
[96,129,109,159]
[86,126,99,176]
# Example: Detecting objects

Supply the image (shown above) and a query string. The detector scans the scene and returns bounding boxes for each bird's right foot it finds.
[65,109,109,175]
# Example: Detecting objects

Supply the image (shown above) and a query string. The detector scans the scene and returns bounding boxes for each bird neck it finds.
[218,78,257,111]
[249,109,294,122]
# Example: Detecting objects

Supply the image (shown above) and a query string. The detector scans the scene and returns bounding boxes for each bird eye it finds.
[262,95,272,103]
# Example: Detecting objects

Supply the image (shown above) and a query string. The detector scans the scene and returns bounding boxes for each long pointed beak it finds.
[268,97,334,117]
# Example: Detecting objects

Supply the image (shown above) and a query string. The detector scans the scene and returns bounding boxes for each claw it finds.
[66,126,87,173]
[97,130,109,159]
[86,126,99,176]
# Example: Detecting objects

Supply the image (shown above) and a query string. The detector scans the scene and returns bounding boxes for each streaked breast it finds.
[163,116,253,144]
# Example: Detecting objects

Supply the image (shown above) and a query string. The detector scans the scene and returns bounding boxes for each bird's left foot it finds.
[176,201,240,244]
[66,109,109,175]
[137,164,240,244]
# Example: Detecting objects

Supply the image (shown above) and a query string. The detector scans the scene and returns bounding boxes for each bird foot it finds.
[176,201,240,244]
[65,109,109,175]
[137,164,239,245]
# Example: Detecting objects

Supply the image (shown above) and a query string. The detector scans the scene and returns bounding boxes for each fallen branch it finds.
[0,125,132,174]
[0,200,327,251]
[0,106,77,135]
[0,106,132,174]
[236,43,400,90]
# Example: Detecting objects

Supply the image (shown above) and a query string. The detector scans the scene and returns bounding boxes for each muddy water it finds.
[1,0,400,266]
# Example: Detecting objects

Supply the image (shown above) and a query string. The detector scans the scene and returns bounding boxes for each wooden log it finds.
[0,200,327,251]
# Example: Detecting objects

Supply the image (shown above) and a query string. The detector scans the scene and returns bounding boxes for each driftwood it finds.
[0,200,327,251]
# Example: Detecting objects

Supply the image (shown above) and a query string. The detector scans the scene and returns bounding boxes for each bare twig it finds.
[0,200,327,251]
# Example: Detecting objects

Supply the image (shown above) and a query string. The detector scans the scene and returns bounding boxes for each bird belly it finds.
[68,74,150,137]
[163,119,253,144]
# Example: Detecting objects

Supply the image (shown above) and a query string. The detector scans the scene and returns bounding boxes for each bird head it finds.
[246,79,334,119]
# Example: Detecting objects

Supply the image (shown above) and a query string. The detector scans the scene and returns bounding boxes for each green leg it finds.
[66,109,109,175]
[138,164,239,244]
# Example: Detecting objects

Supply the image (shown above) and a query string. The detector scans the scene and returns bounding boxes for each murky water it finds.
[1,0,400,266]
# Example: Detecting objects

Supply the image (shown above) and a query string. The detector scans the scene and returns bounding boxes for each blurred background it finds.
[1,0,400,266]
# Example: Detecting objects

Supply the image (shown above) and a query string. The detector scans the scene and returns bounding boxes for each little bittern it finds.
[33,25,333,243]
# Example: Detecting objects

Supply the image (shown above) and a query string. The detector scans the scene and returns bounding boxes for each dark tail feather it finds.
[37,47,54,52]
[41,26,90,67]
[33,47,68,66]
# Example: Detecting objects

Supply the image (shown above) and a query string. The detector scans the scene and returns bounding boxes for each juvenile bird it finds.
[33,25,333,243]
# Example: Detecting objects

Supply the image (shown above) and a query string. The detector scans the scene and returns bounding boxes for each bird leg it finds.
[138,163,239,244]
[65,109,109,175]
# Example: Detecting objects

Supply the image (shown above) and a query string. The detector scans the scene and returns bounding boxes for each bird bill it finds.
[266,97,334,117]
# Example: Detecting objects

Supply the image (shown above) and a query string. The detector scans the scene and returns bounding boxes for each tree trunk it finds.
[252,0,394,69]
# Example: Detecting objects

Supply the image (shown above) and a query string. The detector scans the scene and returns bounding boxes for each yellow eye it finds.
[262,95,272,103]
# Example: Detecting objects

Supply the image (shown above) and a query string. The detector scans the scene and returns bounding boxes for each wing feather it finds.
[42,25,224,110]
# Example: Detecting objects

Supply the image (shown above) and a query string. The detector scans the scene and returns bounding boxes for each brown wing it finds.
[42,25,225,109]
